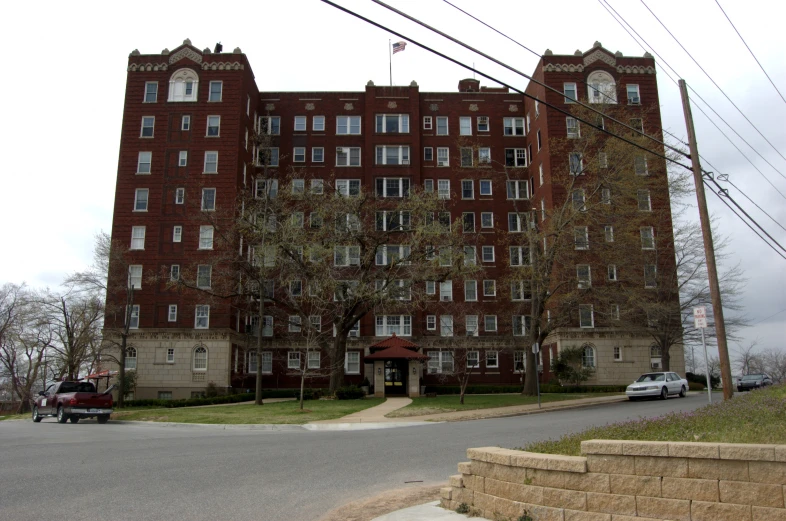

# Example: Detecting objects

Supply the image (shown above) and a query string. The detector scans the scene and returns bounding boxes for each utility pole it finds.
[678,79,734,401]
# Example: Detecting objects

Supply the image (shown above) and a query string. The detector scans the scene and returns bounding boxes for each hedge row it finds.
[122,388,327,409]
[423,384,627,395]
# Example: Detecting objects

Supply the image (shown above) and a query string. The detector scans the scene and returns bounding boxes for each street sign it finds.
[693,306,708,329]
[532,342,540,354]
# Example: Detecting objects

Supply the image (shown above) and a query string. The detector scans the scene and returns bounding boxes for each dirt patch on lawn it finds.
[318,483,443,521]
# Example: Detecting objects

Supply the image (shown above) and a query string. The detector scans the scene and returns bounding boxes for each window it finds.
[467,351,479,368]
[375,315,412,336]
[509,246,531,266]
[376,114,409,133]
[165,304,177,323]
[167,347,175,363]
[436,280,452,302]
[479,180,492,196]
[208,81,222,102]
[287,147,304,163]
[512,315,531,336]
[289,316,302,333]
[463,316,478,337]
[206,115,220,137]
[130,226,145,250]
[170,265,180,281]
[508,213,528,232]
[610,304,620,321]
[478,147,490,164]
[427,351,454,374]
[142,81,159,103]
[507,180,528,200]
[484,315,497,332]
[336,179,361,197]
[137,152,152,174]
[426,315,436,330]
[310,316,322,333]
[641,227,655,249]
[336,147,361,166]
[481,213,494,230]
[255,179,279,199]
[630,118,644,135]
[334,245,361,266]
[638,190,652,211]
[459,116,472,136]
[128,265,142,289]
[133,188,149,212]
[463,245,477,266]
[199,225,214,249]
[627,84,641,104]
[564,82,577,103]
[246,352,260,374]
[311,179,324,195]
[425,281,436,295]
[196,265,211,289]
[259,116,281,135]
[601,188,611,205]
[336,115,361,135]
[345,352,360,374]
[440,315,454,337]
[181,115,191,130]
[291,179,305,195]
[511,281,532,301]
[614,346,623,361]
[577,265,591,289]
[375,145,410,165]
[566,117,580,138]
[126,347,137,368]
[581,344,596,367]
[634,156,648,175]
[608,265,618,281]
[374,245,411,266]
[574,227,589,250]
[204,151,218,173]
[503,117,525,136]
[579,305,594,328]
[462,213,475,233]
[311,147,324,163]
[376,178,410,198]
[175,188,185,204]
[460,148,473,167]
[604,226,614,243]
[140,116,155,137]
[436,116,448,135]
[514,351,525,372]
[423,116,433,130]
[312,116,325,131]
[569,153,583,175]
[258,148,279,167]
[587,70,616,104]
[172,225,182,243]
[526,113,531,134]
[424,179,434,193]
[375,210,411,231]
[424,147,433,161]
[195,306,210,329]
[294,116,307,132]
[288,352,301,369]
[307,351,320,369]
[260,316,273,337]
[572,189,586,211]
[541,199,546,221]
[537,130,542,150]
[644,264,658,288]
[599,152,608,169]
[486,351,499,368]
[436,147,449,166]
[483,279,496,297]
[175,150,187,167]
[477,116,489,132]
[168,68,199,102]
[482,246,495,262]
[505,148,527,167]
[201,188,216,211]
[465,280,477,301]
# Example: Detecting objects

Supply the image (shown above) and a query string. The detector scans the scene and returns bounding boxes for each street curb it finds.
[303,421,440,431]
[109,420,307,431]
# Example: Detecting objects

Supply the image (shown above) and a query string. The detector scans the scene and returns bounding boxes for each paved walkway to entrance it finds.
[309,397,413,424]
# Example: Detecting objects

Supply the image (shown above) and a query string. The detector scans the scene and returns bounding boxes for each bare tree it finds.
[760,348,786,383]
[734,340,764,376]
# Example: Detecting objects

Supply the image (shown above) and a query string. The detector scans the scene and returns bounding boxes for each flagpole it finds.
[389,39,392,86]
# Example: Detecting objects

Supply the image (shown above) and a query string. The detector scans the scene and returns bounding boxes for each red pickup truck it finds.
[32,381,114,424]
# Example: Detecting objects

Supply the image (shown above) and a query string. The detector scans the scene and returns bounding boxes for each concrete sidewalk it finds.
[304,397,438,431]
[370,501,485,521]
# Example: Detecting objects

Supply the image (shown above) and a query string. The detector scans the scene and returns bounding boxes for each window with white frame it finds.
[572,189,586,211]
[505,148,527,167]
[204,151,218,173]
[610,304,620,321]
[509,246,531,266]
[258,148,279,167]
[181,115,191,130]
[259,116,281,135]
[459,116,472,136]
[424,179,434,193]
[167,347,175,363]
[375,315,412,336]
[289,315,302,333]
[479,180,492,196]
[311,147,324,163]
[336,179,361,197]
[126,347,137,368]
[486,350,499,368]
[464,280,477,301]
[336,147,361,166]
[503,117,525,136]
[206,115,220,137]
[477,116,489,132]
[423,116,432,130]
[170,264,180,281]
[508,213,528,232]
[199,225,214,249]
[577,264,591,289]
[423,147,433,162]
[137,152,152,174]
[440,315,453,336]
[134,188,149,211]
[311,179,324,195]
[144,82,158,103]
[439,281,452,302]
[255,179,278,199]
[130,226,145,250]
[613,346,623,361]
[375,245,410,265]
[564,82,577,103]
[511,280,531,301]
[376,210,410,231]
[140,116,155,137]
[128,265,142,289]
[634,156,648,175]
[598,152,609,169]
[426,315,436,330]
[566,117,580,138]
[126,306,140,330]
[288,351,301,369]
[604,226,614,243]
[463,213,475,233]
[309,316,322,333]
[425,281,436,295]
[294,115,307,132]
[375,145,410,165]
[582,344,596,367]
[538,163,544,185]
[208,81,222,102]
[292,147,305,162]
[507,180,528,199]
[608,265,618,281]
[201,188,216,211]
[467,351,479,368]
[195,305,210,329]
[173,225,182,243]
[373,177,409,198]
[376,114,409,133]
[436,147,449,166]
[627,84,641,104]
[345,352,360,374]
[579,305,594,328]
[192,346,209,371]
[537,130,542,150]
[637,190,652,211]
[334,245,361,266]
[483,279,496,296]
[574,226,589,250]
[427,351,454,374]
[484,315,497,332]
[307,351,320,369]
[313,115,325,131]
[261,316,273,337]
[167,304,177,322]
[587,71,616,104]
[641,227,655,249]
[196,265,211,289]
[512,315,530,336]
[478,147,490,164]
[644,264,657,288]
[175,188,185,204]
[463,245,477,266]
[465,316,479,337]
[336,115,361,135]
[436,116,448,135]
[481,213,494,229]
[514,351,525,372]
[460,148,473,167]
[178,150,188,167]
[601,188,611,205]
[569,153,583,175]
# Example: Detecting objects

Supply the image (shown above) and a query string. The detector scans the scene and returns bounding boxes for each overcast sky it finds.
[1,0,783,362]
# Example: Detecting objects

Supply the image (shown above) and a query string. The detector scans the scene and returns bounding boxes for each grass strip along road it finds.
[386,393,622,417]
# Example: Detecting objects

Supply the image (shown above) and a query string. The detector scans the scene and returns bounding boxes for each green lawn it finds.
[0,413,28,422]
[111,398,385,424]
[386,393,622,418]
[523,385,786,456]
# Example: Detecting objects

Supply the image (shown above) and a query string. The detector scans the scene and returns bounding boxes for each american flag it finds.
[392,41,407,54]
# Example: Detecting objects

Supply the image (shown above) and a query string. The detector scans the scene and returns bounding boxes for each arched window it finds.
[581,344,596,368]
[168,68,199,102]
[586,70,617,104]
[125,347,137,370]
[193,346,208,371]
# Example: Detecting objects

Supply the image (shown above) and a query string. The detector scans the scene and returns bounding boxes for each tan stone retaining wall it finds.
[441,440,786,521]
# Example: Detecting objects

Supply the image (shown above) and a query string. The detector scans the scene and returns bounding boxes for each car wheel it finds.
[97,414,109,424]
[679,386,686,398]
[32,407,42,423]
[69,416,80,424]
[56,406,68,424]
[660,387,668,400]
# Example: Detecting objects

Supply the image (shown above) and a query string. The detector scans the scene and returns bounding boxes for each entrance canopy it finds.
[365,344,429,361]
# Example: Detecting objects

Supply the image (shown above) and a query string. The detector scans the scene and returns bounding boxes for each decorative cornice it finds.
[583,49,616,67]
[616,65,656,75]
[201,61,244,71]
[169,46,203,65]
[544,63,585,73]
[127,62,168,72]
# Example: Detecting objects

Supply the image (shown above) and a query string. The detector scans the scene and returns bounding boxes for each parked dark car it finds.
[737,374,773,392]
[32,381,114,424]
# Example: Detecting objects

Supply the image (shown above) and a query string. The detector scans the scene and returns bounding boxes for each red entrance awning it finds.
[365,345,429,361]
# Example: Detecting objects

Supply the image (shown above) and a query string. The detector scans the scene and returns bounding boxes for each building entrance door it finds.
[384,360,406,395]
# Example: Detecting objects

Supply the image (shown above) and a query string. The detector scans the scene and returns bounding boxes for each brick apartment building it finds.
[106,39,684,399]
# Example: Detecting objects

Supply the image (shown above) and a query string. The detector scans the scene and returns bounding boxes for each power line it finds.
[714,0,786,106]
[752,307,786,326]
[640,0,786,166]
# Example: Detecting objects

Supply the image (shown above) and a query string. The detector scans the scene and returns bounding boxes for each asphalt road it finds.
[0,393,714,521]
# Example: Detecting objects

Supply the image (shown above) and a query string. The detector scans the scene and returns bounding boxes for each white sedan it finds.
[626,372,688,400]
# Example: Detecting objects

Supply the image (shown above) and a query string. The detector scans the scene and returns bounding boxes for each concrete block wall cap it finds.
[448,474,464,488]
[547,454,588,473]
[582,440,624,455]
[510,452,552,470]
[457,461,472,474]
[622,440,670,457]
[467,447,502,462]
[719,443,778,462]
[604,515,663,521]
[668,441,720,459]
[776,445,786,463]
